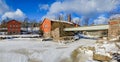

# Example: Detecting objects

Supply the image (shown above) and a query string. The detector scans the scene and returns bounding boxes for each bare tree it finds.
[23,18,29,32]
[58,14,64,20]
[67,14,71,22]
[30,19,37,32]
[84,17,89,26]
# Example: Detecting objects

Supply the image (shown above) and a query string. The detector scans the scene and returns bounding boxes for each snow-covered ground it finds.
[0,38,119,62]
[0,38,96,62]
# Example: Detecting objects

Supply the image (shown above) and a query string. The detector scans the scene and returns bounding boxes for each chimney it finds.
[67,14,71,22]
[58,14,63,20]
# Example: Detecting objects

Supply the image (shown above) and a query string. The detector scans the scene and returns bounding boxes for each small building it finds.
[0,23,7,35]
[108,18,120,38]
[7,20,21,35]
[0,28,7,35]
[40,18,78,40]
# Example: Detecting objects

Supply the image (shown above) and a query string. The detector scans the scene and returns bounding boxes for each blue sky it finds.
[5,0,56,21]
[0,0,120,25]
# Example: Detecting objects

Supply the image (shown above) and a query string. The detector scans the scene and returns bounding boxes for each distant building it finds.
[7,20,21,35]
[108,18,120,38]
[0,21,7,35]
[40,18,79,40]
[0,24,7,35]
[0,28,7,35]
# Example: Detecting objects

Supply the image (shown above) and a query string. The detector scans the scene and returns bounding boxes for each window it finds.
[44,25,48,28]
[16,29,18,31]
[10,25,12,27]
[13,25,15,27]
[16,25,18,27]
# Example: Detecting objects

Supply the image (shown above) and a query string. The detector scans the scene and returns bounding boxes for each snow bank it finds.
[0,52,28,62]
[76,48,93,62]
[0,38,97,62]
[95,42,119,56]
[0,38,118,62]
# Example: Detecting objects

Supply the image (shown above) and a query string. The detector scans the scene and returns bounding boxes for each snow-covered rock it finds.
[71,46,96,62]
[93,53,111,61]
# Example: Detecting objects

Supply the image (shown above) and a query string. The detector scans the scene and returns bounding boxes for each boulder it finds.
[93,53,111,61]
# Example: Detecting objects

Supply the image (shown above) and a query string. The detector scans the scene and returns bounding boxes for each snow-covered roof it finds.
[7,20,21,24]
[41,18,79,26]
[50,19,73,24]
[64,25,109,31]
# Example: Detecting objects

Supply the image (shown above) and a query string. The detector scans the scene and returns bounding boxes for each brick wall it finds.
[7,20,21,35]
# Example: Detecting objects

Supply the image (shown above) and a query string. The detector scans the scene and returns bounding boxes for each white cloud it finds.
[72,17,81,24]
[42,0,119,19]
[94,15,109,25]
[39,4,49,10]
[110,14,120,19]
[0,0,9,15]
[2,9,26,21]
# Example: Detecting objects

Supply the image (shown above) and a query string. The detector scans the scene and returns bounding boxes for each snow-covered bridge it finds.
[64,25,109,31]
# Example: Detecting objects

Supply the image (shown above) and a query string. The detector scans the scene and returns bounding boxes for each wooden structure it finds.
[40,18,78,40]
[7,20,21,35]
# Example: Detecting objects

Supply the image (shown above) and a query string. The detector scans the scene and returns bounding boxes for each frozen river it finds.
[0,38,103,62]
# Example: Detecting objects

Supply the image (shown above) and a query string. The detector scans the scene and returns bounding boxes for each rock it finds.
[71,49,79,62]
[112,53,120,62]
[71,46,94,62]
[59,58,72,62]
[102,61,109,62]
[110,60,117,62]
[88,47,95,51]
[93,53,111,61]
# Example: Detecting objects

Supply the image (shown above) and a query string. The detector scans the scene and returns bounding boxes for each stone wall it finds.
[43,32,51,38]
[51,28,60,40]
[108,19,120,39]
[51,21,75,40]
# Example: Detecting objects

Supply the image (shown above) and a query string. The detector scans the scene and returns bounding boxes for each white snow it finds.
[0,52,28,62]
[0,38,119,62]
[0,34,40,38]
[0,38,97,62]
[94,41,119,59]
[76,48,94,62]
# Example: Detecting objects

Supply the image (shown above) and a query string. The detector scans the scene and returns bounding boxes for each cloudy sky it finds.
[0,0,120,25]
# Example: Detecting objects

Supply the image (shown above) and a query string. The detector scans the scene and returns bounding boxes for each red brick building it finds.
[40,18,79,40]
[7,20,21,34]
